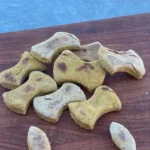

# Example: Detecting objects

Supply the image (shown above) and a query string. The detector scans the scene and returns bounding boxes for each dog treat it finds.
[110,122,136,150]
[31,32,80,63]
[74,42,103,61]
[3,71,57,115]
[27,126,51,150]
[68,86,122,130]
[53,50,106,92]
[33,82,86,123]
[0,51,47,90]
[98,47,145,79]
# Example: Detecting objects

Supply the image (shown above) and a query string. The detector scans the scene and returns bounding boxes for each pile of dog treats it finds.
[0,32,145,150]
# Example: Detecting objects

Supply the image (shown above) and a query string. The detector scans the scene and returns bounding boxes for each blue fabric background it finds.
[0,0,150,33]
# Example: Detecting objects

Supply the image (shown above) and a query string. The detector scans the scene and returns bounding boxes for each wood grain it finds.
[0,13,150,150]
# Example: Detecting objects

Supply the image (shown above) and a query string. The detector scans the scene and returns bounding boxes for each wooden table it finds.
[0,13,150,150]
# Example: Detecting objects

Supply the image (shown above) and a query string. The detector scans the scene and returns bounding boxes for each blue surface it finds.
[0,0,150,33]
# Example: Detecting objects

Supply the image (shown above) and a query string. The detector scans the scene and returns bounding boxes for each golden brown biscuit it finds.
[68,86,122,130]
[0,51,46,90]
[3,71,57,115]
[98,47,145,79]
[53,50,106,92]
[27,126,51,150]
[31,32,80,63]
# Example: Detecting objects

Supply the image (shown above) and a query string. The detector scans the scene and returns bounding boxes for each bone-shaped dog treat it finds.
[31,32,80,63]
[110,122,136,150]
[3,71,57,115]
[68,86,122,130]
[53,50,106,92]
[33,82,86,123]
[27,126,51,150]
[74,42,103,61]
[98,47,145,79]
[0,51,47,90]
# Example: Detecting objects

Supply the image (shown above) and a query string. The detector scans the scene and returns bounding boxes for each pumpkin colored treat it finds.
[68,86,122,130]
[53,50,106,92]
[0,51,46,89]
[3,71,57,115]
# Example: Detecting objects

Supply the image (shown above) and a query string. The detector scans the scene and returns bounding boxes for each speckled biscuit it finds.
[74,42,103,61]
[0,51,46,90]
[27,126,51,150]
[33,82,86,123]
[68,86,122,130]
[31,32,81,63]
[53,50,106,92]
[3,71,57,115]
[98,47,145,79]
[110,122,136,150]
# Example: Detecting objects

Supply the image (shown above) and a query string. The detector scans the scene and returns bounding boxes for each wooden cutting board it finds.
[0,13,150,150]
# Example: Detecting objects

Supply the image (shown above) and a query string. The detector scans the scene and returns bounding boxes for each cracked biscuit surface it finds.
[98,47,145,79]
